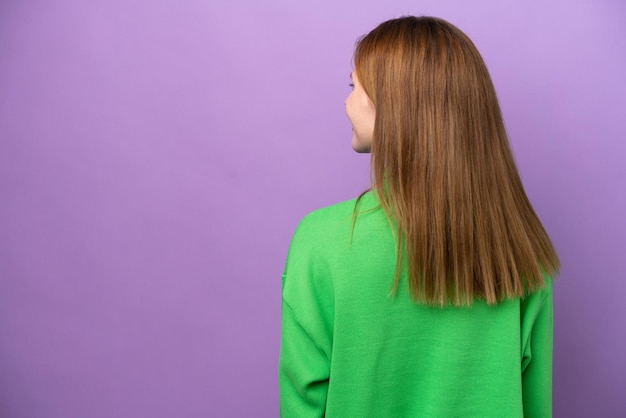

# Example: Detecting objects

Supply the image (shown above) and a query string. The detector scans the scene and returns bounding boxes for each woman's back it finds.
[280,192,553,417]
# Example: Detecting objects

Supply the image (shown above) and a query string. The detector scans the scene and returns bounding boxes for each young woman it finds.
[279,16,559,417]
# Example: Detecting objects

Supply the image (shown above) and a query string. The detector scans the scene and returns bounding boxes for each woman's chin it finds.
[351,137,371,154]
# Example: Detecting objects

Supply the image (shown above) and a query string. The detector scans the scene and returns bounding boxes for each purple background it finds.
[1,0,625,417]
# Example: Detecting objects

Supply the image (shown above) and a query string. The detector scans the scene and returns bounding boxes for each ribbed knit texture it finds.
[279,192,553,417]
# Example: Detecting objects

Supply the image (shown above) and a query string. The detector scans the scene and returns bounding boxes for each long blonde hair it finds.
[354,16,559,306]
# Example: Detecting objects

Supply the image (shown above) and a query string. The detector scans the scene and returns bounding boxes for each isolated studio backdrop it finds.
[1,0,625,417]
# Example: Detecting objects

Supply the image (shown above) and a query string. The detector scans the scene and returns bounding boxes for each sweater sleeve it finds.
[279,299,330,417]
[279,214,333,418]
[521,279,554,418]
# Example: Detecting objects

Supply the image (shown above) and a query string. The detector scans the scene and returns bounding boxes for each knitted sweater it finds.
[279,192,553,417]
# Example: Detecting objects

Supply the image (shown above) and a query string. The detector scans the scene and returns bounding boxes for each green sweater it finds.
[279,192,553,417]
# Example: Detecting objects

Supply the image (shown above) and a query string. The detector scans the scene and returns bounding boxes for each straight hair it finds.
[353,16,560,306]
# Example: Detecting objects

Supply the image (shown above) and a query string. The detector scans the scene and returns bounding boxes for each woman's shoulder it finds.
[302,195,359,222]
[288,192,375,248]
[296,192,377,232]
